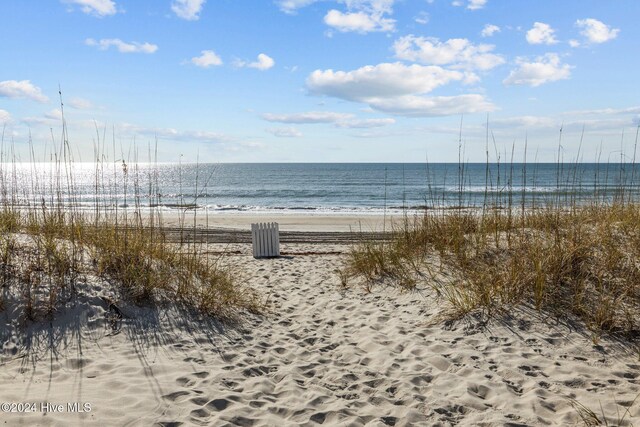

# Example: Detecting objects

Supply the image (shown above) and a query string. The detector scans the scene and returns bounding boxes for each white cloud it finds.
[0,110,12,124]
[526,22,558,45]
[262,111,353,123]
[0,80,49,103]
[117,122,232,144]
[569,39,580,48]
[62,0,117,17]
[452,0,486,10]
[335,118,395,128]
[306,62,493,117]
[251,53,275,70]
[262,111,395,128]
[44,109,63,120]
[22,110,63,127]
[481,24,500,37]
[503,53,572,87]
[414,11,429,25]
[324,9,394,33]
[489,115,557,129]
[576,18,619,44]
[393,36,504,71]
[307,62,465,101]
[85,38,158,54]
[191,50,223,68]
[485,108,640,134]
[562,106,640,116]
[171,0,206,21]
[67,97,93,109]
[276,0,319,14]
[265,127,303,137]
[366,94,494,117]
[236,53,275,70]
[325,0,396,33]
[467,0,486,10]
[277,0,397,33]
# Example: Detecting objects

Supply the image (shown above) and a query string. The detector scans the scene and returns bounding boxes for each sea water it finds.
[3,163,638,214]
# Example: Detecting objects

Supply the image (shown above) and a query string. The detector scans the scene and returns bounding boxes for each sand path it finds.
[1,243,639,426]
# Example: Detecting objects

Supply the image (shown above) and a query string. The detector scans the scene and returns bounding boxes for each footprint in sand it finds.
[162,390,191,403]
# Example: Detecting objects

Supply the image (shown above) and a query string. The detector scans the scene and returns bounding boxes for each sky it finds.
[0,0,638,163]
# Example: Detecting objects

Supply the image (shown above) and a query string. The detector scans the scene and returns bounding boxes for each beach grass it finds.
[0,114,259,325]
[341,139,640,341]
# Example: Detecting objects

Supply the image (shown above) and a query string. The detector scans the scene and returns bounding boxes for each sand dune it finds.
[1,242,639,426]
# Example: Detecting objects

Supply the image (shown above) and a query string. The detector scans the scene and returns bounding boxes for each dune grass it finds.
[0,110,259,325]
[0,193,259,324]
[341,140,640,341]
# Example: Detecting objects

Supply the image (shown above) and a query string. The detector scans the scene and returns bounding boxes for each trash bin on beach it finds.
[251,222,280,258]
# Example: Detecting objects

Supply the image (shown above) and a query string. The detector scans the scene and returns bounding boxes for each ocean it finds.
[3,163,639,214]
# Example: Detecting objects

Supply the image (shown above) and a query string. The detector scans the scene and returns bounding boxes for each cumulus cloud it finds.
[325,0,396,33]
[393,36,504,71]
[306,62,493,117]
[324,9,394,33]
[277,0,397,33]
[250,53,275,70]
[576,18,619,43]
[62,0,117,17]
[191,50,223,68]
[85,38,158,53]
[481,24,500,37]
[265,127,303,137]
[526,22,558,45]
[307,62,465,101]
[503,53,572,87]
[0,80,49,103]
[171,0,206,21]
[236,54,275,70]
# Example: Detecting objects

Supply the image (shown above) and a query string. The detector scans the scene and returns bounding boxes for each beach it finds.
[1,215,639,427]
[159,212,399,233]
[4,0,639,424]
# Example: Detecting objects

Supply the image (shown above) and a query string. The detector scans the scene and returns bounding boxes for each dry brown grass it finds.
[0,206,259,323]
[0,104,259,324]
[342,204,640,340]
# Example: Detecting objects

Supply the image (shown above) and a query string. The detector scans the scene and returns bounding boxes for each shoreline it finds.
[159,213,403,233]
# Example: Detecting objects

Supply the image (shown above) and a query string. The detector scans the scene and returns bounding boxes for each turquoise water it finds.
[4,163,639,214]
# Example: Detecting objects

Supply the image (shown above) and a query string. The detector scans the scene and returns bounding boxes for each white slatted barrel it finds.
[251,222,280,258]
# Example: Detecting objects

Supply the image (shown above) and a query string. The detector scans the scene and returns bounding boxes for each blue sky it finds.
[0,0,638,162]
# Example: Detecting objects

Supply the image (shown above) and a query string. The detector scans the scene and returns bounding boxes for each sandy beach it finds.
[158,212,403,233]
[1,217,639,427]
